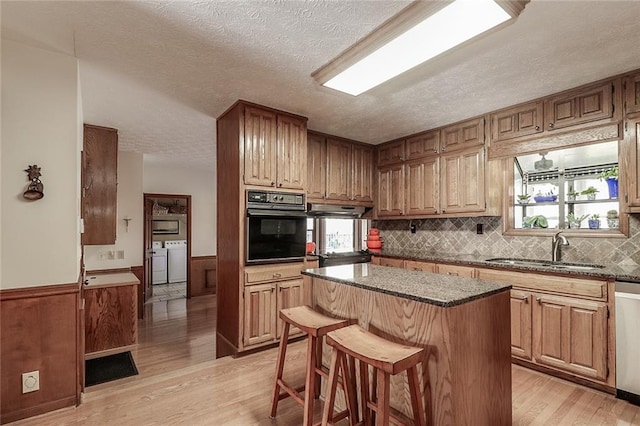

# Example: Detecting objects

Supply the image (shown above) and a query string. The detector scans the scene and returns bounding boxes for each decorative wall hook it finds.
[23,165,44,200]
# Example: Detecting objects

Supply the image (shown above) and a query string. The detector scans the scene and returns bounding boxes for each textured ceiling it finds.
[3,1,640,170]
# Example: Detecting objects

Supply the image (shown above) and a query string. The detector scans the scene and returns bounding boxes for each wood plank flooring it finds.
[11,294,640,425]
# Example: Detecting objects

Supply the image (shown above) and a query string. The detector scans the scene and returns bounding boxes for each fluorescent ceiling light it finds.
[315,0,526,96]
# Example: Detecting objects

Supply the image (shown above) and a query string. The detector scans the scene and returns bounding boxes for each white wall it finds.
[83,151,144,270]
[143,163,216,256]
[1,39,81,289]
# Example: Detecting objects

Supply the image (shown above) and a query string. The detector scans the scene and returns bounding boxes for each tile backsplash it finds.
[373,215,640,267]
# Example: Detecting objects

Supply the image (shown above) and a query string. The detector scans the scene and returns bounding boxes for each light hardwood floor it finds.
[12,294,640,425]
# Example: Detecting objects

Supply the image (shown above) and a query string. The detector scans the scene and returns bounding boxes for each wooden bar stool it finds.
[269,305,354,425]
[322,325,426,426]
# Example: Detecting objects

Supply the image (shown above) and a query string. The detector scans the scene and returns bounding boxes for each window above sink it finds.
[506,141,626,237]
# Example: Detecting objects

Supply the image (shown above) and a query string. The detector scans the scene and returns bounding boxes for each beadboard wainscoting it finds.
[0,283,81,424]
[374,215,640,267]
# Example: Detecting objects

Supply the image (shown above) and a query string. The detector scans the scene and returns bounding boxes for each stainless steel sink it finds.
[485,258,605,271]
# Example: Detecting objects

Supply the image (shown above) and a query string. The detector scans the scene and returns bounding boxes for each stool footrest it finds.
[276,379,305,406]
[366,400,414,426]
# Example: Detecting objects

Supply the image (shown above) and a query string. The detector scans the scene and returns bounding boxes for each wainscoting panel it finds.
[191,256,217,297]
[0,283,80,424]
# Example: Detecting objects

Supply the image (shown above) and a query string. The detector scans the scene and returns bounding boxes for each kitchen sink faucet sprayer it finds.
[551,231,569,262]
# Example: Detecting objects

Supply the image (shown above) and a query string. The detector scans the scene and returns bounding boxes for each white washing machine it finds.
[165,240,187,283]
[151,241,168,285]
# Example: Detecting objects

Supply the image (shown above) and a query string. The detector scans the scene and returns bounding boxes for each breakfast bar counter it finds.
[302,264,512,426]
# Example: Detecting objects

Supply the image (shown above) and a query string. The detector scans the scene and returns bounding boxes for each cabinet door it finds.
[351,143,374,203]
[84,284,137,354]
[440,147,485,214]
[510,290,532,360]
[405,156,439,215]
[307,132,326,200]
[625,72,640,115]
[436,264,475,278]
[82,124,118,245]
[544,82,613,131]
[404,260,436,272]
[490,101,543,142]
[244,106,278,187]
[440,117,484,152]
[377,140,405,165]
[378,257,404,268]
[532,294,607,381]
[326,138,352,201]
[276,278,305,338]
[243,283,277,347]
[627,119,640,210]
[377,164,405,216]
[277,114,306,190]
[405,131,439,159]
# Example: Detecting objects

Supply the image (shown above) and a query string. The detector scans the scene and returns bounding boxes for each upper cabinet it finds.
[243,105,306,190]
[440,117,485,152]
[624,71,640,115]
[82,124,118,246]
[406,131,440,159]
[377,140,405,166]
[626,116,640,212]
[544,81,614,131]
[491,101,544,142]
[307,131,374,205]
[440,147,485,214]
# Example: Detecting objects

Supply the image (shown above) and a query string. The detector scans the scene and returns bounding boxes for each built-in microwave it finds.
[245,190,307,264]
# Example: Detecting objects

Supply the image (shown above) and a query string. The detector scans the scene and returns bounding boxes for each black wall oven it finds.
[246,190,307,264]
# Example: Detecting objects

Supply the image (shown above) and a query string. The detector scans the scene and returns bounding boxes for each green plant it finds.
[567,190,580,197]
[591,214,600,220]
[581,186,599,195]
[524,215,548,228]
[607,209,619,219]
[566,213,588,223]
[517,194,531,202]
[599,165,619,181]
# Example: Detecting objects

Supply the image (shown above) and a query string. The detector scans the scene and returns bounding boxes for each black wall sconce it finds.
[23,165,44,200]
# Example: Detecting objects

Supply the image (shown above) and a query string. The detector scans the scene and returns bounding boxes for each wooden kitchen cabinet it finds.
[306,131,326,200]
[377,139,405,166]
[326,138,351,201]
[405,156,439,216]
[243,282,277,347]
[377,163,404,217]
[276,278,305,338]
[532,293,608,381]
[625,72,640,115]
[440,146,485,214]
[544,81,613,131]
[626,117,640,211]
[490,100,544,143]
[82,124,118,246]
[243,105,306,190]
[378,257,404,268]
[440,117,484,152]
[351,143,374,203]
[510,290,532,360]
[405,130,439,159]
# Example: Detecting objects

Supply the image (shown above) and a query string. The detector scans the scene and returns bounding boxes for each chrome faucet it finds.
[551,231,569,262]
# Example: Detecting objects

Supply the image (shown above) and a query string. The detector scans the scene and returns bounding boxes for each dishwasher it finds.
[616,281,640,405]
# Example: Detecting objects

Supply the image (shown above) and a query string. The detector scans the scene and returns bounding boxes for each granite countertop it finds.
[374,248,640,283]
[302,264,511,308]
[84,272,140,288]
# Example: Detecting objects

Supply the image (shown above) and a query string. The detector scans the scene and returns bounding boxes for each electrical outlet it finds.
[22,371,39,394]
[476,223,484,234]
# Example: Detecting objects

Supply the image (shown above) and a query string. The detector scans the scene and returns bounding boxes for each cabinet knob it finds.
[548,123,555,129]
[434,149,439,154]
[441,147,446,152]
[536,297,542,304]
[278,183,283,187]
[434,209,438,214]
[442,209,446,213]
[271,181,275,186]
[535,125,541,131]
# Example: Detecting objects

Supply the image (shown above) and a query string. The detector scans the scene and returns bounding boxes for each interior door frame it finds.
[143,193,193,306]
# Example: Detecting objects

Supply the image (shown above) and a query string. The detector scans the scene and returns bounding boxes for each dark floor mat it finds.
[85,351,138,387]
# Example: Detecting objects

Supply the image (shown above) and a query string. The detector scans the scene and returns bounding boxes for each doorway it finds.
[141,193,192,317]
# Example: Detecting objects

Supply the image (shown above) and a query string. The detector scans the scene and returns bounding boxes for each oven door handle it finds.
[246,209,308,218]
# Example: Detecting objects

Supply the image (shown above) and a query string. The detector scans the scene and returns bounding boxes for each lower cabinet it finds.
[404,259,436,272]
[510,290,532,360]
[242,263,310,349]
[532,294,608,381]
[436,263,475,278]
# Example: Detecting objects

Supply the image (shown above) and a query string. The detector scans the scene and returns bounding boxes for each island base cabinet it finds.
[532,294,608,381]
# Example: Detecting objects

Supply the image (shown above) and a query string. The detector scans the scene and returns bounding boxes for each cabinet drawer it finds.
[404,260,436,272]
[245,263,303,284]
[378,257,404,268]
[476,268,607,300]
[437,263,475,278]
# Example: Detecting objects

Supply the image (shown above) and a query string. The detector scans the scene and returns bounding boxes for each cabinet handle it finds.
[515,295,529,302]
[271,181,275,186]
[536,297,542,304]
[442,209,446,213]
[535,125,541,131]
[447,272,459,276]
[441,146,446,152]
[273,273,282,278]
[548,123,555,129]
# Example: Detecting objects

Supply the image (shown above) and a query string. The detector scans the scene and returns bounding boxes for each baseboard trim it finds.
[0,394,78,424]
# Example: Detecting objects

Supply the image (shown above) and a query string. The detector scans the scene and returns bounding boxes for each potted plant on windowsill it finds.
[567,213,588,229]
[588,214,601,229]
[523,215,548,229]
[581,186,599,200]
[599,166,619,199]
[517,194,531,204]
[607,209,619,229]
[567,190,580,201]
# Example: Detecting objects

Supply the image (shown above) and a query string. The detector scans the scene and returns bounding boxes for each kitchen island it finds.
[302,264,512,426]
